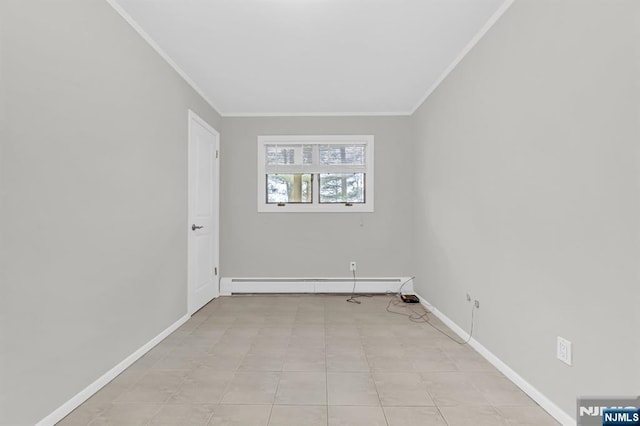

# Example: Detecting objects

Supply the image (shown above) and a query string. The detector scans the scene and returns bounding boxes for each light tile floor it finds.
[58,295,559,425]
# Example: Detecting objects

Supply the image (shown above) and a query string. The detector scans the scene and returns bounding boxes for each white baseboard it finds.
[220,277,414,296]
[415,293,575,426]
[36,314,190,426]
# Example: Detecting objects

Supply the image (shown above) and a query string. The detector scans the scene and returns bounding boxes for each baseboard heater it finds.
[219,277,413,296]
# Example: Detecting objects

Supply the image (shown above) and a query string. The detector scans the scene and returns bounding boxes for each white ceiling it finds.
[111,0,510,116]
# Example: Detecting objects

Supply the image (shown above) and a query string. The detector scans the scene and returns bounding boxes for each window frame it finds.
[257,135,374,213]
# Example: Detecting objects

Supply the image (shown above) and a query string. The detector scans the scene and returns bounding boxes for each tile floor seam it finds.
[201,404,217,426]
[323,306,330,426]
[270,358,285,407]
[434,403,452,426]
[363,324,391,426]
[266,403,275,426]
[420,371,449,425]
[440,346,460,371]
[213,372,233,405]
[220,324,258,406]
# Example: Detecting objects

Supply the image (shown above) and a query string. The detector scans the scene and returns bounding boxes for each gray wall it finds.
[0,1,220,424]
[412,0,640,418]
[221,116,414,278]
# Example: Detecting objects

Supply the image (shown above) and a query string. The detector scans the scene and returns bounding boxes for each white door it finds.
[188,110,219,315]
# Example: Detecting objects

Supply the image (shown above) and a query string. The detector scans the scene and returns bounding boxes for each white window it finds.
[258,135,374,212]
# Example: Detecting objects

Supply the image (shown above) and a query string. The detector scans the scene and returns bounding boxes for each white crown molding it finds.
[221,111,413,118]
[105,0,223,116]
[410,0,515,115]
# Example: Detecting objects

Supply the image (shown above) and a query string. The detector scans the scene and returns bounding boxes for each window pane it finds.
[266,146,296,165]
[319,173,365,203]
[266,145,313,165]
[267,174,313,204]
[319,144,365,166]
[303,145,313,164]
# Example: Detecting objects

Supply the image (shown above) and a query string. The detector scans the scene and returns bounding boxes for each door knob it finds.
[192,224,204,231]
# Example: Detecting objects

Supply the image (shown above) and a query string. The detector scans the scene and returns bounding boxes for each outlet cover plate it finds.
[557,336,572,366]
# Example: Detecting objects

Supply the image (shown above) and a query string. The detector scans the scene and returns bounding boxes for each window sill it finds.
[258,203,374,213]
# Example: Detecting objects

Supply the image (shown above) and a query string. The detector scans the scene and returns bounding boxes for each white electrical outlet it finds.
[557,336,572,366]
[349,261,357,272]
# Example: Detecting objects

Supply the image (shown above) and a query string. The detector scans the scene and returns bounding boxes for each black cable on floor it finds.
[385,281,476,345]
[346,270,361,304]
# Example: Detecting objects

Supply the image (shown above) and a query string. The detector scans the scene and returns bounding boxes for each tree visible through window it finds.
[267,174,312,203]
[319,173,364,203]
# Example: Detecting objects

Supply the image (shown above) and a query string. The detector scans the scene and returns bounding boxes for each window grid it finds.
[258,135,374,213]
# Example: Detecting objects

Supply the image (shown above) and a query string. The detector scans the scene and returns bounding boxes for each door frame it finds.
[187,109,220,316]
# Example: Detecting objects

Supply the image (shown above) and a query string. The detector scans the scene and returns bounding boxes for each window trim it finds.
[258,135,374,213]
